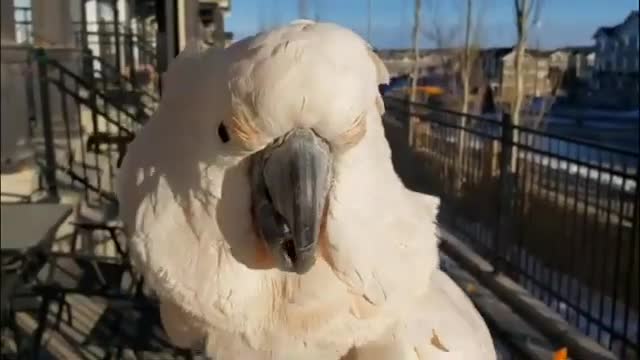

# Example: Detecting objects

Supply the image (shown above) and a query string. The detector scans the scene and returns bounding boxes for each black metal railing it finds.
[81,50,159,118]
[73,21,157,71]
[31,48,145,207]
[384,96,639,359]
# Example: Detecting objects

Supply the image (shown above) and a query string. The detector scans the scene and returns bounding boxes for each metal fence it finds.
[30,48,144,208]
[384,97,639,359]
[72,21,158,76]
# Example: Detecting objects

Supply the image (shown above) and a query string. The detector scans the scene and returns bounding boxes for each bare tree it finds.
[422,0,488,108]
[410,0,422,104]
[408,0,422,146]
[453,0,492,192]
[512,0,543,126]
[460,0,474,115]
[298,0,310,19]
[456,0,476,192]
[314,0,323,21]
[367,0,372,44]
[421,0,487,191]
[508,0,543,171]
[422,1,458,73]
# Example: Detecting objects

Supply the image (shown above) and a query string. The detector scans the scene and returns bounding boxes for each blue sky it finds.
[226,0,639,49]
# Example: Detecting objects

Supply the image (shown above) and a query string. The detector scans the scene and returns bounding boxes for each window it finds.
[629,34,640,49]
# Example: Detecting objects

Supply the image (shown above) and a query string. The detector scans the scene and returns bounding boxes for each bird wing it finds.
[116,42,231,319]
[406,269,496,360]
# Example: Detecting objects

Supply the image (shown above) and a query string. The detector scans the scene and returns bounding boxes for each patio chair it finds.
[81,296,195,359]
[16,251,194,359]
[0,250,143,359]
[69,220,146,297]
[1,219,139,357]
[1,250,53,359]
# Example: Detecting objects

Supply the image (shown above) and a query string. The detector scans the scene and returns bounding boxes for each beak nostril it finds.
[263,182,274,204]
[282,240,297,264]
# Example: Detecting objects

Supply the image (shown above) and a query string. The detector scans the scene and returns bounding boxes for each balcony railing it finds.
[385,96,638,359]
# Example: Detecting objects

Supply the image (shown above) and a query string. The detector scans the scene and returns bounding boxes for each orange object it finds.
[553,347,568,360]
[403,86,446,96]
[418,86,445,95]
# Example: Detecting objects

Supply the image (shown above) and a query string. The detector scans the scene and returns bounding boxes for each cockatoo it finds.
[117,20,496,360]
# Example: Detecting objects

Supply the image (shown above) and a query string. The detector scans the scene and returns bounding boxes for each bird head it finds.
[118,21,391,281]
[210,21,389,274]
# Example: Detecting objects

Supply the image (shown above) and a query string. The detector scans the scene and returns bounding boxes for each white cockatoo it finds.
[116,20,496,360]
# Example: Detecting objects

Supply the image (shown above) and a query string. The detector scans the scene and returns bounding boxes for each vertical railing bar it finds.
[88,55,102,203]
[58,68,74,179]
[566,143,583,331]
[575,143,593,330]
[548,137,564,313]
[619,163,637,359]
[596,150,616,343]
[538,133,552,307]
[522,132,537,294]
[513,131,528,287]
[528,133,543,300]
[36,49,60,202]
[113,0,122,82]
[127,30,137,90]
[459,114,470,197]
[493,111,513,274]
[73,76,90,203]
[472,133,481,188]
[584,147,604,337]
[557,139,574,321]
[608,163,628,351]
[106,103,115,193]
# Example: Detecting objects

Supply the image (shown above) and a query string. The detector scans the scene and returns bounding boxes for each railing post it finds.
[113,0,122,78]
[35,48,60,202]
[82,47,92,82]
[126,31,136,88]
[493,111,514,274]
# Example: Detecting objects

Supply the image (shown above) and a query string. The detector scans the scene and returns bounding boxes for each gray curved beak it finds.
[250,128,332,274]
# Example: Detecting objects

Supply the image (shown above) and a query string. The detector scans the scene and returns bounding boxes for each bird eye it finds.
[218,123,230,143]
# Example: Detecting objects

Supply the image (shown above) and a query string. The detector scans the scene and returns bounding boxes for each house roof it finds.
[497,48,551,60]
[551,46,595,55]
[480,46,514,58]
[593,10,639,39]
[528,49,552,57]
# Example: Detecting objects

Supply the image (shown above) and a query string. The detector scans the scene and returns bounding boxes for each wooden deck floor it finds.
[3,292,200,359]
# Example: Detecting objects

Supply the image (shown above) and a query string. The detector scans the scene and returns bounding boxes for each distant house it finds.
[592,10,639,108]
[478,47,513,98]
[548,46,595,99]
[480,47,513,81]
[496,48,553,105]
